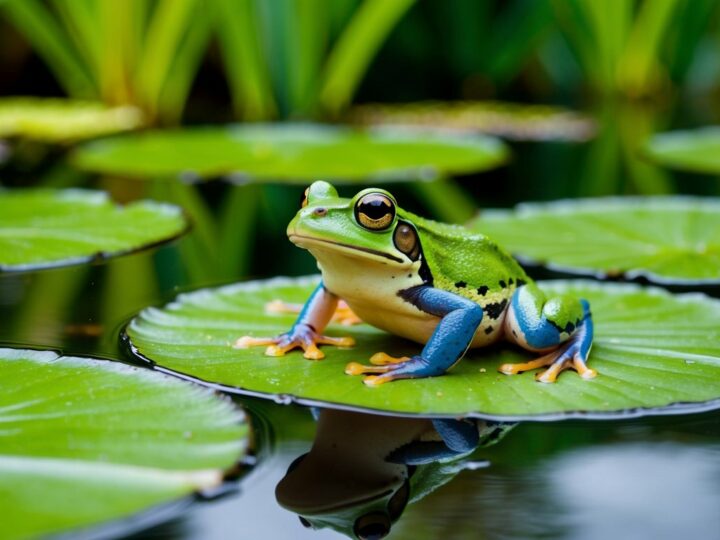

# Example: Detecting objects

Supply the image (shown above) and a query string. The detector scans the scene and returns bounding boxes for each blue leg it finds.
[234,282,355,360]
[501,284,595,383]
[345,285,483,386]
[386,419,480,465]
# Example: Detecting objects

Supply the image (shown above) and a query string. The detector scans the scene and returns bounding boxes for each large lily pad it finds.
[71,123,508,182]
[125,276,720,420]
[644,127,720,174]
[0,98,143,143]
[0,348,247,540]
[348,101,596,142]
[470,197,720,285]
[0,189,187,272]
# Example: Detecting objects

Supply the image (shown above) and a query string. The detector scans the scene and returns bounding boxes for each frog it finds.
[235,180,596,385]
[276,408,514,539]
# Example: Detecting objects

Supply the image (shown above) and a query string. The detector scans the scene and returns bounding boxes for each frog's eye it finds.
[393,221,420,261]
[300,187,310,208]
[354,512,391,540]
[355,193,395,231]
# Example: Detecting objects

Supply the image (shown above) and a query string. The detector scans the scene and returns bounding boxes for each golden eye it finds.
[393,221,420,260]
[355,193,395,231]
[301,187,310,208]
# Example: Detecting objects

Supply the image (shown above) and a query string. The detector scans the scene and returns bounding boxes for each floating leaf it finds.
[126,276,720,420]
[348,101,596,142]
[644,127,720,174]
[0,98,143,143]
[0,188,187,272]
[71,123,508,182]
[470,197,720,285]
[0,348,247,540]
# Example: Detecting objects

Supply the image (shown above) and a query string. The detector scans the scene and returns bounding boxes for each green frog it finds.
[235,181,595,385]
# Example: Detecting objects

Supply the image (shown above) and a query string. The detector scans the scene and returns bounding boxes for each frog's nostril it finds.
[313,207,328,217]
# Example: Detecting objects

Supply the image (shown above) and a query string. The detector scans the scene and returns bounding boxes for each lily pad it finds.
[125,276,720,420]
[0,189,188,272]
[0,98,143,143]
[470,197,720,285]
[71,123,508,182]
[348,101,596,142]
[0,348,247,540]
[644,127,720,174]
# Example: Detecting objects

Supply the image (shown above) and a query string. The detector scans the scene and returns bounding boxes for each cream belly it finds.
[310,247,505,348]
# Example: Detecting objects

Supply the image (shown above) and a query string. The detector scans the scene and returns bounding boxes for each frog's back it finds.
[406,211,529,343]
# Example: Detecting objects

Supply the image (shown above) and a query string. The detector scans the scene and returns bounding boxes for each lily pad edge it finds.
[643,126,720,175]
[0,347,249,540]
[122,275,720,423]
[71,123,511,184]
[0,188,191,273]
[475,196,720,287]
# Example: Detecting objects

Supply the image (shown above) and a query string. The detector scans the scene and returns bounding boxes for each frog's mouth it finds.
[289,233,405,264]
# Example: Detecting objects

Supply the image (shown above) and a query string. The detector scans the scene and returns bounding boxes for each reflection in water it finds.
[394,439,720,540]
[549,444,720,540]
[275,409,514,539]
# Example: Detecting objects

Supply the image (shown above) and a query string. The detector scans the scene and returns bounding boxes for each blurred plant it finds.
[550,0,718,98]
[2,0,416,122]
[432,0,554,95]
[1,0,213,124]
[215,0,415,120]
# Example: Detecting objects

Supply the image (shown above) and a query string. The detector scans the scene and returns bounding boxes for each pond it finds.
[2,100,720,539]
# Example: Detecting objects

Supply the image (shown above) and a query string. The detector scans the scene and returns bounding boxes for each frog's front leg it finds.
[234,283,355,360]
[265,298,363,326]
[499,284,595,383]
[345,286,483,386]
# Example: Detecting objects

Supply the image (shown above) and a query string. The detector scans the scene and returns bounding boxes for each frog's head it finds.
[287,181,421,268]
[276,451,410,540]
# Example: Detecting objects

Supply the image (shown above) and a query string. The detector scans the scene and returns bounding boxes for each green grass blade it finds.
[319,0,416,115]
[485,0,553,87]
[288,0,328,116]
[157,5,214,124]
[1,0,96,97]
[217,185,259,279]
[617,0,681,96]
[97,0,139,105]
[413,178,477,224]
[135,0,198,122]
[578,0,631,93]
[215,0,276,120]
[49,0,101,79]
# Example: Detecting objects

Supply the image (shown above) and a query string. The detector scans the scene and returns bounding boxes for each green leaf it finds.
[471,197,720,285]
[125,275,720,420]
[348,101,596,142]
[644,126,720,174]
[0,98,143,142]
[0,188,187,272]
[71,123,508,182]
[0,348,247,540]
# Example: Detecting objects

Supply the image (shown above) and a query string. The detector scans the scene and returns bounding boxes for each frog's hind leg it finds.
[345,286,483,386]
[500,284,595,383]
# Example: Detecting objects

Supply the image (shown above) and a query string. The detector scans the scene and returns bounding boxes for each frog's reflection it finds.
[275,409,514,539]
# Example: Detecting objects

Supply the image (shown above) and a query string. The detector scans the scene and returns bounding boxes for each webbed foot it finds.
[265,299,362,326]
[498,341,597,383]
[234,324,355,360]
[346,353,438,386]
